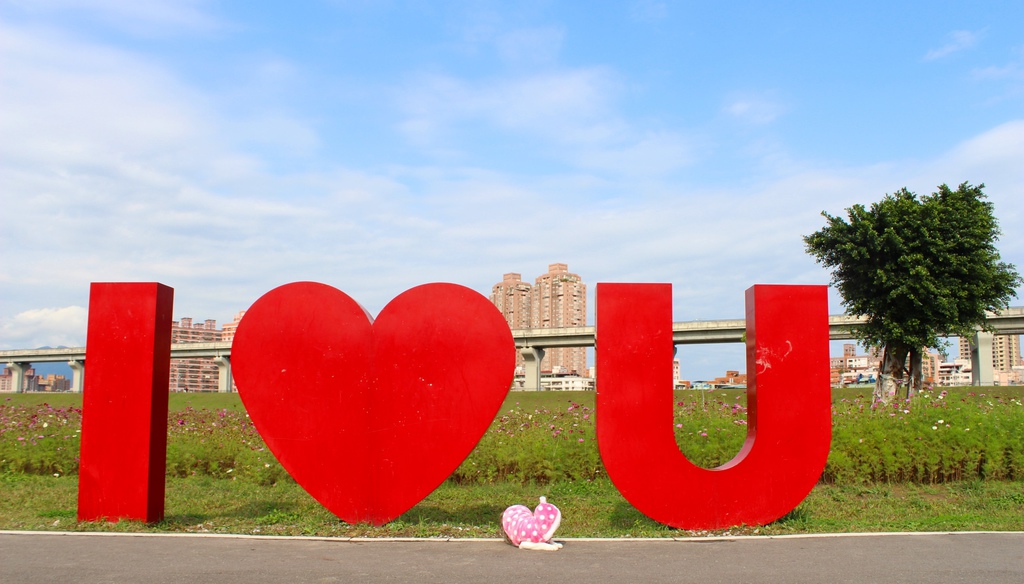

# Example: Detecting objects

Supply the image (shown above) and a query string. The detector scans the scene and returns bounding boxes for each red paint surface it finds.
[77,283,174,523]
[595,283,831,529]
[231,282,515,525]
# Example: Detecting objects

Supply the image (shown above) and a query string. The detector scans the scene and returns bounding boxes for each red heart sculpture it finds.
[231,282,514,525]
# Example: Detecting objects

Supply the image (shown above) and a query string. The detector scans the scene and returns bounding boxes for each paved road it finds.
[2,531,1022,583]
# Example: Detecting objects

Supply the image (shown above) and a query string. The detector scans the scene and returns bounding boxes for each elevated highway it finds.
[510,309,1024,347]
[3,308,1021,393]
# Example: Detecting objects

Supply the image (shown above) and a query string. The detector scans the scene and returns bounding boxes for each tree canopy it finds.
[804,182,1021,398]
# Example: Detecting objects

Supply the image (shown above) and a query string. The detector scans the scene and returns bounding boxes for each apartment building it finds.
[959,334,1022,373]
[0,366,38,392]
[221,311,245,342]
[490,263,588,376]
[531,263,587,376]
[170,317,222,392]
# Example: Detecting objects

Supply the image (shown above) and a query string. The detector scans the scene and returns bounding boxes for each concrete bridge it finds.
[3,308,1022,394]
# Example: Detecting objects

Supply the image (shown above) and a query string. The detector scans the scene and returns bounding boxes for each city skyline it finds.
[2,2,1022,382]
[10,318,1020,392]
[7,273,1023,385]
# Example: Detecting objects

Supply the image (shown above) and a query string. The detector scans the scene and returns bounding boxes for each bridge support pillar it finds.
[214,356,232,393]
[69,360,85,393]
[6,362,30,393]
[520,347,545,391]
[969,331,994,386]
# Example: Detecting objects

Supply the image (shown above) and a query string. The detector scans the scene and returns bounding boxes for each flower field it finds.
[2,387,1023,485]
[1,386,1022,536]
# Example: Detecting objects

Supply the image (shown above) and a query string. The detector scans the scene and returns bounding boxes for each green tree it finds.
[804,182,1021,402]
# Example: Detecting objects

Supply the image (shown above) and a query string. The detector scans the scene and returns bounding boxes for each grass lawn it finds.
[3,474,1022,537]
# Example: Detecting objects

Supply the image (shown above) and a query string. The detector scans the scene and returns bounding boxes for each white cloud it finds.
[973,65,1021,80]
[0,23,345,318]
[929,119,1024,174]
[495,27,565,64]
[924,29,981,61]
[398,67,621,145]
[231,113,322,157]
[972,49,1024,81]
[572,131,693,176]
[0,306,88,349]
[6,0,223,36]
[723,93,785,125]
[914,120,1024,261]
[630,0,669,22]
[0,25,219,175]
[396,67,697,176]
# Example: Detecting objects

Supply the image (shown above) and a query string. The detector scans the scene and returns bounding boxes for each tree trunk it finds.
[907,348,923,399]
[874,343,908,404]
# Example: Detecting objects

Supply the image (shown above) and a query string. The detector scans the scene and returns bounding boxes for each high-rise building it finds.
[490,274,532,330]
[170,317,222,392]
[993,335,1022,372]
[490,264,589,376]
[531,263,588,375]
[490,274,532,372]
[959,334,1022,373]
[0,367,38,392]
[221,311,245,342]
[957,337,970,363]
[922,349,941,385]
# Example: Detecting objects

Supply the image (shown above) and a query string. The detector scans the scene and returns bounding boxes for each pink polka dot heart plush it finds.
[501,496,563,551]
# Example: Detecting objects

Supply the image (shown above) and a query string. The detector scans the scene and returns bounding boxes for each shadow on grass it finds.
[163,499,307,527]
[399,502,506,527]
[609,500,662,530]
[159,514,211,527]
[225,499,304,520]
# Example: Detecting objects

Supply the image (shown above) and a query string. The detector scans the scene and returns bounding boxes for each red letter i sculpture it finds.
[78,283,174,523]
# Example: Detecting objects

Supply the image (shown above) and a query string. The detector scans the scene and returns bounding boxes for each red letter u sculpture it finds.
[596,284,831,529]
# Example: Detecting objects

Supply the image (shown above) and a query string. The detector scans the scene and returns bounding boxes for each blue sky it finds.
[2,1,1022,380]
